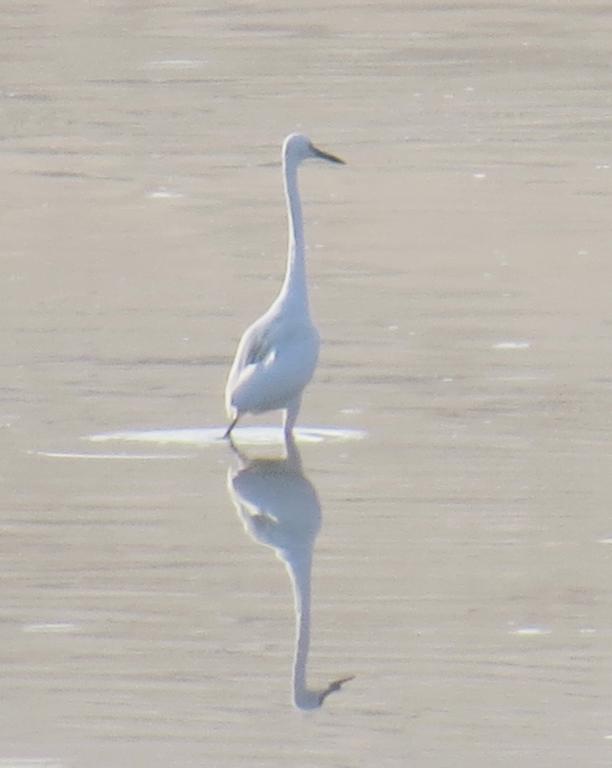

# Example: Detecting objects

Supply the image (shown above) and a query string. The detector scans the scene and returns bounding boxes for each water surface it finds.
[3,2,612,766]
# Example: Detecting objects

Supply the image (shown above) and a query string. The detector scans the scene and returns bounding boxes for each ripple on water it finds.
[86,426,367,447]
[0,761,65,767]
[492,341,531,350]
[32,451,194,460]
[510,626,552,637]
[22,622,80,634]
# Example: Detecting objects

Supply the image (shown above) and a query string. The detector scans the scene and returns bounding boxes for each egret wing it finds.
[228,323,319,415]
[225,319,274,415]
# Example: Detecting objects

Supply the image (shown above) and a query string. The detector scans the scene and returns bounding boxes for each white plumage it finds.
[224,133,344,439]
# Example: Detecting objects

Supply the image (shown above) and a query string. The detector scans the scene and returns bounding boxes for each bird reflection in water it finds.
[227,435,353,709]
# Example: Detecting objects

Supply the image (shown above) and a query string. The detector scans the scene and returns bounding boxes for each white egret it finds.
[224,133,344,440]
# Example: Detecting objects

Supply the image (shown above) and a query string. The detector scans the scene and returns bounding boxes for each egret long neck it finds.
[278,157,309,314]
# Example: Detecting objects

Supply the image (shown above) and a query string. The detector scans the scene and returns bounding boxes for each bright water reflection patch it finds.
[22,622,80,634]
[510,626,552,637]
[86,426,366,447]
[492,341,531,350]
[0,761,65,767]
[33,451,192,460]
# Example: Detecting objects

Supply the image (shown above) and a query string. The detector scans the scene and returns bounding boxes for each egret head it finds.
[283,133,345,166]
[294,675,355,711]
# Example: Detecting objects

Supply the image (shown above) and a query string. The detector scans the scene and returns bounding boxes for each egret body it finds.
[224,133,344,440]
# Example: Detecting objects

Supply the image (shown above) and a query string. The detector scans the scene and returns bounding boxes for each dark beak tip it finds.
[312,144,346,165]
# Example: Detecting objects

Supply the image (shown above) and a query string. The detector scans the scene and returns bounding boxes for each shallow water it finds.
[3,1,612,766]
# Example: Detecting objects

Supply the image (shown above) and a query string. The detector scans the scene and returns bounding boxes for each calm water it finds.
[3,1,612,766]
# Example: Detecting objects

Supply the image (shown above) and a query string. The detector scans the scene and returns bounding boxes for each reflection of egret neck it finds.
[287,546,352,709]
[227,437,352,709]
[286,544,316,709]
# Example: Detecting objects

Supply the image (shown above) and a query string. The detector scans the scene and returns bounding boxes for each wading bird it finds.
[224,133,344,440]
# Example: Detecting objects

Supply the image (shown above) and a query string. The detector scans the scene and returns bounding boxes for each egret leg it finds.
[283,395,302,437]
[283,432,302,471]
[223,414,239,440]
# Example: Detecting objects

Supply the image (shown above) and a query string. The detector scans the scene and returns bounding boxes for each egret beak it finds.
[311,143,345,165]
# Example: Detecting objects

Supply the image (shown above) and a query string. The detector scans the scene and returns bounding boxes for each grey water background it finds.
[3,1,612,766]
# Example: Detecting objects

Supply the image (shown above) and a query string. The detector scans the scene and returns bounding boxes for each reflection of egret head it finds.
[294,675,355,711]
[227,437,353,710]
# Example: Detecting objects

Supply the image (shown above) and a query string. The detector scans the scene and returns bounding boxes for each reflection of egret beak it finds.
[318,675,355,705]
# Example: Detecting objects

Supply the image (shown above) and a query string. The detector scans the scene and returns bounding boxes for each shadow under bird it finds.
[224,133,345,441]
